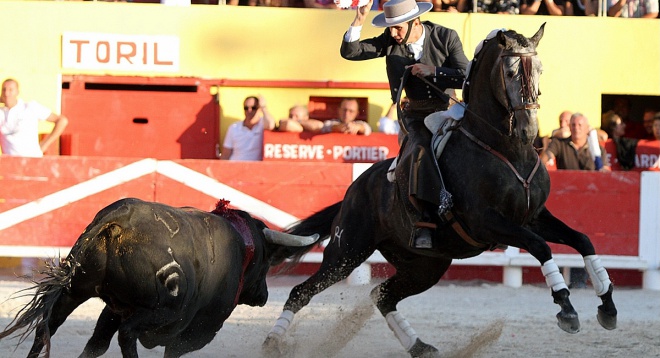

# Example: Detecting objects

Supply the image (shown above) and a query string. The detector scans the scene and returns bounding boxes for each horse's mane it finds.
[463,31,503,104]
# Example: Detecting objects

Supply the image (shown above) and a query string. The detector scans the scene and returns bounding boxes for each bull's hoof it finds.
[556,311,580,334]
[408,338,440,358]
[597,307,617,330]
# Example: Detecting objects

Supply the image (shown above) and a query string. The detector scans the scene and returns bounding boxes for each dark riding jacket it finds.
[340,21,469,106]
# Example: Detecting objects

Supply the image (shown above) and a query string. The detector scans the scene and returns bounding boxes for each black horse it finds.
[263,25,617,357]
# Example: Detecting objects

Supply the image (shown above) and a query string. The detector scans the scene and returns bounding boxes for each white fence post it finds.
[639,171,660,291]
[503,247,523,287]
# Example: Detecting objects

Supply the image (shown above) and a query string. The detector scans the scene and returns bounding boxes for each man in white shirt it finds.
[220,95,275,161]
[0,78,69,157]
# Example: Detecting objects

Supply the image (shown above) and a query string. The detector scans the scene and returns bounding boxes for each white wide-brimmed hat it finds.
[372,0,433,28]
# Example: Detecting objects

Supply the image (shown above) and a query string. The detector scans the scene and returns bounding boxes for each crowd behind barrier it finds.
[123,0,660,18]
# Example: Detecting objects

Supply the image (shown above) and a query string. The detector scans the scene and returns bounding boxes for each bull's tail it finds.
[270,201,342,270]
[0,258,75,356]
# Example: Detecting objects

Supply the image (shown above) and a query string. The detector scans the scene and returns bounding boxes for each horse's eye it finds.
[506,70,515,78]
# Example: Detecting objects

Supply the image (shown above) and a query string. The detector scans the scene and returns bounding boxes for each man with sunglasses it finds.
[340,0,468,249]
[220,95,275,161]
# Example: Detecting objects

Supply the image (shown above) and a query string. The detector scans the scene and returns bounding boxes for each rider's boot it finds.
[410,210,436,249]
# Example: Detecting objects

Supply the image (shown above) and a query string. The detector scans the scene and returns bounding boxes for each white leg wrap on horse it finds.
[386,311,418,351]
[584,255,612,296]
[267,310,295,338]
[541,259,569,292]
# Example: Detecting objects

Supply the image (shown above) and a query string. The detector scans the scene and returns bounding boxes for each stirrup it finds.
[410,222,436,249]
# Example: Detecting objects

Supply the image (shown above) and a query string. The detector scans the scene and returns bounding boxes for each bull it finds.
[0,197,321,357]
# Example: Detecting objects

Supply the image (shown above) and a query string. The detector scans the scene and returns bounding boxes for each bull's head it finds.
[263,229,319,247]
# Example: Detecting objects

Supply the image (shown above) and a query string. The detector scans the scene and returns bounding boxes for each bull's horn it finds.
[263,228,319,247]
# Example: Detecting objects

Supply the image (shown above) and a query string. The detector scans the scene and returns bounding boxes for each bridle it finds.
[500,50,540,113]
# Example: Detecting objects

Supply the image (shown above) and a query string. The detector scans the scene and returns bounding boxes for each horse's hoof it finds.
[408,338,440,358]
[556,311,580,334]
[597,308,617,330]
[596,284,617,330]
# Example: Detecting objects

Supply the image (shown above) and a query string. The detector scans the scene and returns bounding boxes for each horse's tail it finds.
[0,257,75,356]
[271,201,342,271]
[286,201,342,239]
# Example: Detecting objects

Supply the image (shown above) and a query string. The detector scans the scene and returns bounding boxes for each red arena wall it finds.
[0,156,653,287]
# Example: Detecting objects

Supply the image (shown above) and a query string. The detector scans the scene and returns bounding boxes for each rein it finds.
[416,75,503,138]
[458,126,541,224]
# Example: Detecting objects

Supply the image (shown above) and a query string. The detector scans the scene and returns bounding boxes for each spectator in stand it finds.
[602,111,638,170]
[608,96,646,139]
[324,98,371,135]
[227,0,258,5]
[607,0,658,17]
[304,0,339,8]
[304,98,372,135]
[641,107,658,140]
[565,0,598,15]
[457,0,520,14]
[541,112,609,288]
[428,0,460,12]
[520,0,566,15]
[552,110,572,139]
[276,105,321,133]
[542,112,610,171]
[220,95,275,161]
[0,78,69,158]
[650,114,660,170]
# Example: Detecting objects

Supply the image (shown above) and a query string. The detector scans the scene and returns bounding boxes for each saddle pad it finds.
[424,104,465,159]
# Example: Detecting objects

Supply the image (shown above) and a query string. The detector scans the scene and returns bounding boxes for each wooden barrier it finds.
[0,156,657,289]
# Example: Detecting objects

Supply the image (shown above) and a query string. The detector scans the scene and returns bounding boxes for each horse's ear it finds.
[497,30,517,50]
[496,30,507,45]
[530,23,546,47]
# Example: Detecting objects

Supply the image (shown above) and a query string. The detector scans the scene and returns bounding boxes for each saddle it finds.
[387,104,464,183]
